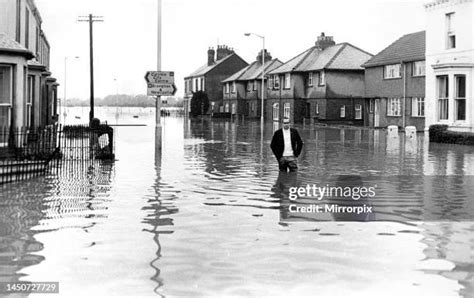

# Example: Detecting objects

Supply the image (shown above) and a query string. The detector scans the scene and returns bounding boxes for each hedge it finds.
[429,125,474,145]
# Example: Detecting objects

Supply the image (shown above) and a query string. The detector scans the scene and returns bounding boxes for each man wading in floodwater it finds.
[270,117,304,172]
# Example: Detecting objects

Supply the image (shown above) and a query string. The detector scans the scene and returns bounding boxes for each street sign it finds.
[145,71,174,84]
[147,82,177,96]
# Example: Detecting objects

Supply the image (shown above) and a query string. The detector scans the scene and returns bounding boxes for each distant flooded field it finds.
[0,107,472,297]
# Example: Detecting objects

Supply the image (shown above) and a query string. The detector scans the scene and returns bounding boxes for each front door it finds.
[374,99,380,127]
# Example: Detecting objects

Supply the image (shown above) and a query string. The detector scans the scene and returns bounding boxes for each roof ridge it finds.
[343,42,374,57]
[293,46,317,71]
[324,43,347,69]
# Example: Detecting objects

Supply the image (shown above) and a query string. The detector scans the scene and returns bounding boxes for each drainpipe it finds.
[402,61,406,129]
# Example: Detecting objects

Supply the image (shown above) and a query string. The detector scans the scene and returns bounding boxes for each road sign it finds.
[147,83,177,96]
[145,71,174,84]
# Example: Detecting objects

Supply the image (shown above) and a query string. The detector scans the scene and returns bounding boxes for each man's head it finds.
[283,117,290,130]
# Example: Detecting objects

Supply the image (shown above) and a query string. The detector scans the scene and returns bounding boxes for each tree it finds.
[190,91,210,116]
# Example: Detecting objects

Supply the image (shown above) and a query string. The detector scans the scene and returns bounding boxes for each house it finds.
[362,31,426,131]
[267,32,373,124]
[0,0,58,134]
[424,0,474,132]
[222,50,282,118]
[184,45,248,114]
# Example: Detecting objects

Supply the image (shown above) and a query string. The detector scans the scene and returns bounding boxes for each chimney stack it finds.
[315,32,336,50]
[216,45,234,61]
[208,47,215,66]
[256,49,272,64]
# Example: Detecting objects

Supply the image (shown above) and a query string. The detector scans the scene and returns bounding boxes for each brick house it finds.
[0,0,58,135]
[362,31,426,131]
[267,33,373,124]
[184,45,248,114]
[222,50,282,118]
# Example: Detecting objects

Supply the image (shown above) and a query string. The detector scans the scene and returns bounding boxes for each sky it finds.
[35,0,427,101]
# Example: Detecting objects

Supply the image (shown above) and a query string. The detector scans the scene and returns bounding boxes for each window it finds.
[225,83,229,94]
[318,71,325,85]
[284,73,291,89]
[446,13,456,49]
[231,103,236,114]
[253,80,257,91]
[0,66,12,145]
[437,76,449,120]
[308,72,313,86]
[355,104,362,120]
[247,81,253,92]
[387,98,401,116]
[412,61,425,77]
[225,103,229,113]
[369,99,374,113]
[412,97,425,117]
[340,105,346,118]
[384,64,401,79]
[273,75,280,89]
[193,78,197,92]
[201,78,205,91]
[250,102,255,112]
[232,82,236,93]
[455,75,466,120]
[27,75,34,127]
[284,103,291,118]
[268,76,273,89]
[315,103,319,115]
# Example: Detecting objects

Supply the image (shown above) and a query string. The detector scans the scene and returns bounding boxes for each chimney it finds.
[216,45,234,61]
[208,47,215,66]
[256,49,272,64]
[315,32,336,50]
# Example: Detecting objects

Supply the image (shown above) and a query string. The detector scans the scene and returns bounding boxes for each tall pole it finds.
[78,14,103,124]
[63,57,67,124]
[89,14,94,123]
[156,0,162,128]
[261,37,265,126]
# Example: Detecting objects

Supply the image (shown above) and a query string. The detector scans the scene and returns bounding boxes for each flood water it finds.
[1,107,473,297]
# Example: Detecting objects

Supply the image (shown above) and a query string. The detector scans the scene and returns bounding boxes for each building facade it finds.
[363,31,426,131]
[222,50,282,118]
[184,45,248,114]
[425,0,474,132]
[267,33,373,124]
[0,0,58,135]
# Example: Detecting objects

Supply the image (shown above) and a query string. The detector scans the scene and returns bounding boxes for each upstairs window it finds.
[355,104,362,120]
[384,64,401,79]
[308,72,313,86]
[253,79,257,91]
[284,73,291,89]
[232,82,236,93]
[340,105,346,118]
[446,12,456,49]
[318,71,325,85]
[412,61,425,77]
[273,75,280,89]
[268,76,273,89]
[225,83,229,94]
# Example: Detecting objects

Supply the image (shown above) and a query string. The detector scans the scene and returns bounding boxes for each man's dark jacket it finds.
[270,128,304,160]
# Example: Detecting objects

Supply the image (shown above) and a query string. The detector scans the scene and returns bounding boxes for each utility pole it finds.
[78,14,103,124]
[156,0,162,128]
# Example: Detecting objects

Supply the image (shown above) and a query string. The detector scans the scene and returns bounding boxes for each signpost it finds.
[145,71,177,96]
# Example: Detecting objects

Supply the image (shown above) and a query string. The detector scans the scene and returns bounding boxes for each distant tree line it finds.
[64,94,184,108]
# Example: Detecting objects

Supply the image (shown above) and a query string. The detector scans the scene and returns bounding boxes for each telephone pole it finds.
[78,14,103,124]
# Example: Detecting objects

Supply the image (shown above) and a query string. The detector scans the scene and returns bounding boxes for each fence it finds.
[0,125,60,183]
[0,123,114,184]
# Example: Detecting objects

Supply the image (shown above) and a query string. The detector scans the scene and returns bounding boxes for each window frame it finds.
[437,75,449,120]
[384,64,402,80]
[355,104,362,120]
[273,75,280,90]
[308,72,313,86]
[232,82,236,93]
[411,97,425,117]
[283,102,291,119]
[455,75,466,121]
[340,105,346,118]
[284,73,291,89]
[446,12,456,49]
[387,98,402,117]
[318,71,325,86]
[412,61,425,77]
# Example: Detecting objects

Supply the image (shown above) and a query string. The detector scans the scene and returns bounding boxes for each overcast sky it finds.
[35,0,427,100]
